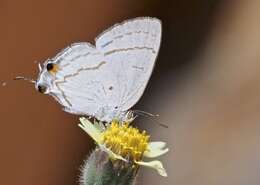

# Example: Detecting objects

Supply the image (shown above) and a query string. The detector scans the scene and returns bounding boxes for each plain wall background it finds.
[1,0,260,185]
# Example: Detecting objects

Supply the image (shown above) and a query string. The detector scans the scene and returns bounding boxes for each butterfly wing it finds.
[38,17,161,122]
[95,17,161,111]
[47,43,108,117]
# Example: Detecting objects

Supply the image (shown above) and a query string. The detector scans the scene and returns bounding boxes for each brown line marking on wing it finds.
[132,65,144,71]
[55,85,72,107]
[100,31,156,48]
[104,47,156,56]
[59,52,100,68]
[54,61,106,107]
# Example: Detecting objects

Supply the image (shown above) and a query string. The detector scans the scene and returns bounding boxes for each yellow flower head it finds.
[101,121,149,161]
[79,117,169,177]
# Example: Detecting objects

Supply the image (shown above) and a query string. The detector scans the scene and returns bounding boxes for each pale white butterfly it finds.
[35,17,161,122]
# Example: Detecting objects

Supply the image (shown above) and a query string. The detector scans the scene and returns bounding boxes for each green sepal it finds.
[80,148,138,185]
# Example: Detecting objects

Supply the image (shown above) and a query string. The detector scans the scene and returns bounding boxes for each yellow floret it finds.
[101,120,149,161]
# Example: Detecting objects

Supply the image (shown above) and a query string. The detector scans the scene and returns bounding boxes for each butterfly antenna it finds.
[14,76,36,84]
[133,110,168,128]
[134,110,160,117]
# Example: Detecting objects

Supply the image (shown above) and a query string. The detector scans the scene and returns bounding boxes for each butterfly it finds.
[34,17,161,122]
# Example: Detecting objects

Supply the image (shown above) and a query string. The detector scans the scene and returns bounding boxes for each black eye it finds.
[38,85,47,93]
[46,63,54,71]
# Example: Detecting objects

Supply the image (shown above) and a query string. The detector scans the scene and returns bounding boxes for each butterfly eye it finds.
[47,63,54,71]
[37,84,47,94]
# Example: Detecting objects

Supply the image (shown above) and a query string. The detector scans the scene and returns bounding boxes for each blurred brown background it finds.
[1,0,260,185]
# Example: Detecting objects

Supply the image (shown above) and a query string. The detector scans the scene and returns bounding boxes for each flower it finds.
[78,117,169,177]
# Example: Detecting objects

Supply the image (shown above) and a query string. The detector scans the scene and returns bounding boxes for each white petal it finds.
[99,145,127,162]
[78,117,102,143]
[135,160,167,177]
[149,141,167,149]
[144,142,169,158]
[93,119,106,131]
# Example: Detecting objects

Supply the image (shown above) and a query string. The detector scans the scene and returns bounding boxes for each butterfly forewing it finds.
[96,17,161,112]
